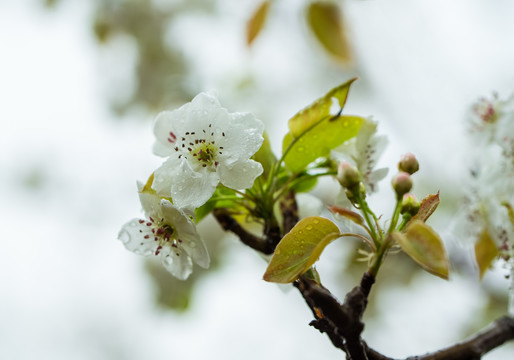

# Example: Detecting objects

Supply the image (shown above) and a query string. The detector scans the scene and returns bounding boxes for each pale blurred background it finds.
[1,0,514,359]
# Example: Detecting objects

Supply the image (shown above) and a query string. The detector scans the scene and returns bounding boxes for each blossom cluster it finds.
[454,92,514,313]
[461,93,514,259]
[118,93,264,279]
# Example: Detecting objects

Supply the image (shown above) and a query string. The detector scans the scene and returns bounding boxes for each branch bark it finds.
[294,272,375,360]
[406,316,514,360]
[212,208,274,254]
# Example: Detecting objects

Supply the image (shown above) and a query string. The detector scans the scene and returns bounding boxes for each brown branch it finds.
[294,272,376,360]
[212,208,274,254]
[406,316,514,360]
[280,189,299,234]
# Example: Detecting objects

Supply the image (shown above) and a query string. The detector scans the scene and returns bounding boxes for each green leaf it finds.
[394,220,449,280]
[307,2,351,63]
[263,216,340,283]
[195,200,216,223]
[291,175,318,193]
[406,192,440,227]
[253,131,276,180]
[194,186,239,223]
[474,229,499,280]
[246,0,270,46]
[288,78,357,138]
[283,115,363,173]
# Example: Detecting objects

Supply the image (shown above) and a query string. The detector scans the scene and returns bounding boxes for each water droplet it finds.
[188,241,197,248]
[118,230,130,244]
[343,121,349,127]
[298,146,305,152]
[313,219,320,224]
[306,225,313,230]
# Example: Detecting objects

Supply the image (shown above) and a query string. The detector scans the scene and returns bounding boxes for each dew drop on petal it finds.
[118,229,130,244]
[313,219,320,224]
[306,225,313,230]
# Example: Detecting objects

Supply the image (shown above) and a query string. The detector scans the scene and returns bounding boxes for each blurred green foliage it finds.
[92,0,216,115]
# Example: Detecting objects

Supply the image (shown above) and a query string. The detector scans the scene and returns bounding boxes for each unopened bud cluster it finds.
[392,153,418,200]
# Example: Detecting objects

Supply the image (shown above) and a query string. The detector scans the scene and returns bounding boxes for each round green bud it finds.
[398,152,419,174]
[401,193,420,215]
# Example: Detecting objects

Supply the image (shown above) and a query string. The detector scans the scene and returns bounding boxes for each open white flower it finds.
[331,117,388,193]
[151,92,264,208]
[118,192,210,280]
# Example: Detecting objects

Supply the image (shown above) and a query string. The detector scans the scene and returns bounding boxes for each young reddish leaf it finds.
[328,205,364,226]
[246,1,270,46]
[405,192,440,227]
[287,78,357,138]
[394,220,449,280]
[474,229,499,280]
[283,115,363,173]
[263,216,340,283]
[307,2,351,63]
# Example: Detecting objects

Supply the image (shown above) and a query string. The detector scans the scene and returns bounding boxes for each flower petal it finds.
[138,192,163,219]
[171,161,219,208]
[118,219,158,256]
[159,246,193,280]
[218,112,264,165]
[161,200,210,269]
[218,159,263,190]
[152,157,180,198]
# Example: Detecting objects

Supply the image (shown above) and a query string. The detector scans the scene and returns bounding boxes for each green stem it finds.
[387,199,403,234]
[397,213,411,232]
[273,169,336,203]
[356,196,380,248]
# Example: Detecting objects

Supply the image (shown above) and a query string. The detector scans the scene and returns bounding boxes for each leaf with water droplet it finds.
[282,115,363,173]
[287,78,356,138]
[474,229,498,280]
[393,220,449,280]
[263,216,340,283]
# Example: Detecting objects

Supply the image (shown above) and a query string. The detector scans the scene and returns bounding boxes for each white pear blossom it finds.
[118,191,210,280]
[469,92,514,163]
[455,92,514,314]
[331,117,388,193]
[151,92,264,208]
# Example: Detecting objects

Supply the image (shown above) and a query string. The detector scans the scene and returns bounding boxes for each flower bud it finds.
[398,152,419,174]
[401,193,420,216]
[337,161,361,189]
[392,172,413,199]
